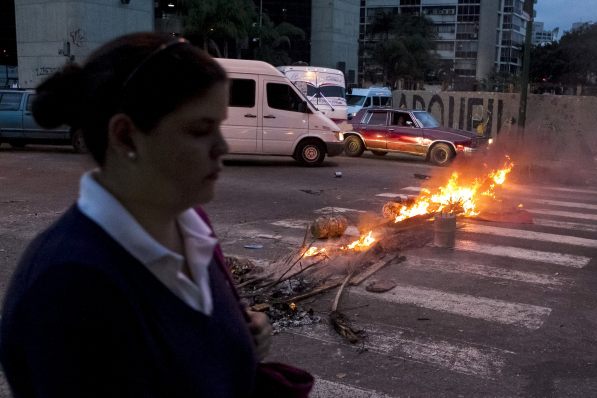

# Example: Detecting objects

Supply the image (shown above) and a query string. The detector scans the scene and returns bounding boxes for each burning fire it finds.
[302,157,514,258]
[303,246,327,257]
[394,157,514,222]
[342,231,375,251]
[303,231,376,257]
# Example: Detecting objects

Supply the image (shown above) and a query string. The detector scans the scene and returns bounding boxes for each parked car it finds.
[345,107,490,166]
[0,89,86,152]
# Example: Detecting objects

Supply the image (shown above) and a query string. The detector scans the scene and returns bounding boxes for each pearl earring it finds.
[127,151,137,160]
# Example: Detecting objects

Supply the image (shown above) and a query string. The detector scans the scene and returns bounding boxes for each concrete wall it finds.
[15,0,153,88]
[311,0,359,84]
[394,90,597,163]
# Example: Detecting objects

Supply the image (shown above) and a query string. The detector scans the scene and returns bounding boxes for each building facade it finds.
[15,0,153,88]
[310,0,360,85]
[358,0,530,88]
[532,22,557,46]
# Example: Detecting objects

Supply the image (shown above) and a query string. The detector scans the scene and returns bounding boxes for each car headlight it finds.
[488,138,494,145]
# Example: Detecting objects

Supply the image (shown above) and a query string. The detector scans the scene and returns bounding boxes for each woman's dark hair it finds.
[32,32,228,165]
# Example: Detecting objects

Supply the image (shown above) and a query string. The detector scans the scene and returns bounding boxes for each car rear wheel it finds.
[295,139,325,166]
[371,150,387,156]
[344,135,364,157]
[429,143,454,166]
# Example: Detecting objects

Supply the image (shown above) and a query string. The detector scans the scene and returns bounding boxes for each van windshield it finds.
[307,85,345,99]
[346,94,366,106]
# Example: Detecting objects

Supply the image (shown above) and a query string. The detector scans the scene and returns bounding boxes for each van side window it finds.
[229,79,256,108]
[0,92,23,111]
[266,83,302,112]
[363,97,371,107]
[373,97,380,106]
[379,96,392,106]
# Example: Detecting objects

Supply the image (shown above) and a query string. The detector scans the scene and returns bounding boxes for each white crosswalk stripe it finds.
[455,240,592,268]
[522,198,597,211]
[505,183,597,196]
[528,208,597,221]
[460,223,597,248]
[402,256,569,287]
[532,218,597,232]
[311,377,395,398]
[293,322,513,379]
[351,284,551,330]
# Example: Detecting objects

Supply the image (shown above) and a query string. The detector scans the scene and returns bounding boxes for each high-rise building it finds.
[532,22,558,46]
[358,0,530,88]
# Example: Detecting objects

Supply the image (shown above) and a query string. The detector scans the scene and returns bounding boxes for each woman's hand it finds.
[246,310,273,361]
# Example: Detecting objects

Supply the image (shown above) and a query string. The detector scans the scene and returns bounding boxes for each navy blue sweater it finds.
[0,206,257,397]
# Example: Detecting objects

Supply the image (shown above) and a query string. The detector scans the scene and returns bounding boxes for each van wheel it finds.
[372,150,387,156]
[429,143,454,166]
[344,135,364,157]
[295,139,325,166]
[71,129,88,153]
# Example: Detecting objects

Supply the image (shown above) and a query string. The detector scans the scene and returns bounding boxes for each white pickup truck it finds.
[0,89,86,152]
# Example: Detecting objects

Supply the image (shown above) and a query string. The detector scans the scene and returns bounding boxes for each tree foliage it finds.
[250,14,305,65]
[182,0,255,58]
[181,0,304,63]
[367,12,437,87]
[530,22,597,88]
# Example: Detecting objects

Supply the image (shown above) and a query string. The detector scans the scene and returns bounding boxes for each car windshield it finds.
[346,94,366,106]
[413,111,440,128]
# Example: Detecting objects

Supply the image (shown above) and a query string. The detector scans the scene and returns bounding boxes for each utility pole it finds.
[517,0,534,141]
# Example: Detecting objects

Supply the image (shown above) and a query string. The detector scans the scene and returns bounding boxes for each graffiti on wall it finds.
[36,66,60,77]
[397,92,505,137]
[69,28,86,47]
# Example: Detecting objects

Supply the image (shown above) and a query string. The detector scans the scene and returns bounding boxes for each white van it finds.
[346,87,393,120]
[277,65,347,123]
[216,59,344,166]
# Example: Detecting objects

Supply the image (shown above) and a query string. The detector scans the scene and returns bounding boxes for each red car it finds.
[345,107,490,166]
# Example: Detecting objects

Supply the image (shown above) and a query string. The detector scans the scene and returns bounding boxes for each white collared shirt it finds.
[77,171,217,315]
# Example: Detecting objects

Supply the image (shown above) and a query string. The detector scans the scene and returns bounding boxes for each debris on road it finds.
[243,243,264,249]
[311,215,348,239]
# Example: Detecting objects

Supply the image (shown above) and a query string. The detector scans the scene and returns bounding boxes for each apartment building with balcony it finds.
[358,0,530,88]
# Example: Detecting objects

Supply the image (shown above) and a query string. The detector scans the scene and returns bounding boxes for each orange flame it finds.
[341,231,375,251]
[394,157,514,222]
[303,246,327,257]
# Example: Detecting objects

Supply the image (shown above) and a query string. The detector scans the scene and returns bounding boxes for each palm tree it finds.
[183,0,256,58]
[251,14,305,65]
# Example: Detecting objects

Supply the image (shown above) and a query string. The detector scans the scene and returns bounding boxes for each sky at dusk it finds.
[534,0,597,35]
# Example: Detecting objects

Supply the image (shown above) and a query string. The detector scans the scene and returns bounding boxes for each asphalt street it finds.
[1,145,596,397]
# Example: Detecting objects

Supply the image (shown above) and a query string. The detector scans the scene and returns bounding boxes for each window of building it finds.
[436,41,455,51]
[434,24,456,34]
[229,79,256,108]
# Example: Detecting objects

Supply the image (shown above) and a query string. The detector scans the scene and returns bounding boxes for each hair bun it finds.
[32,63,85,129]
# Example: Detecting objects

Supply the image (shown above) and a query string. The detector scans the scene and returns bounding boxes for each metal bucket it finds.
[434,213,456,248]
